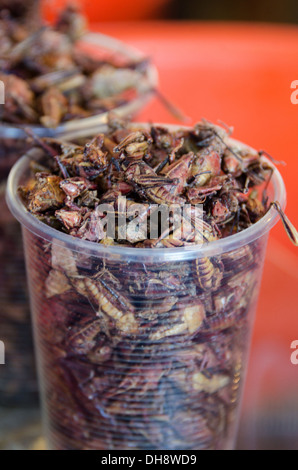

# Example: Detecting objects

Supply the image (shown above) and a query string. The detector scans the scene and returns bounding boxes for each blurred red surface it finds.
[41,0,171,22]
[91,22,298,409]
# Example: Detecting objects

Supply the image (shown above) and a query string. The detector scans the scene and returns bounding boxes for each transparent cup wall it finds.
[0,31,157,407]
[0,138,38,406]
[22,229,268,450]
[7,144,285,449]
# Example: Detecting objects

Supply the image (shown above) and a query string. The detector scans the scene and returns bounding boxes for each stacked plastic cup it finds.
[0,31,157,407]
[0,134,38,406]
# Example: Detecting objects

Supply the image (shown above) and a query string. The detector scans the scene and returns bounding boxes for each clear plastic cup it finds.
[0,138,39,406]
[6,136,286,449]
[0,32,157,407]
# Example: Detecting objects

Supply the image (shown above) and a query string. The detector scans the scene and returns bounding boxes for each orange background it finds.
[42,0,171,22]
[93,21,298,420]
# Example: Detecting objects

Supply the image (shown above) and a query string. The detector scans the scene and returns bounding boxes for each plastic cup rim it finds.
[0,32,158,142]
[6,128,286,262]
